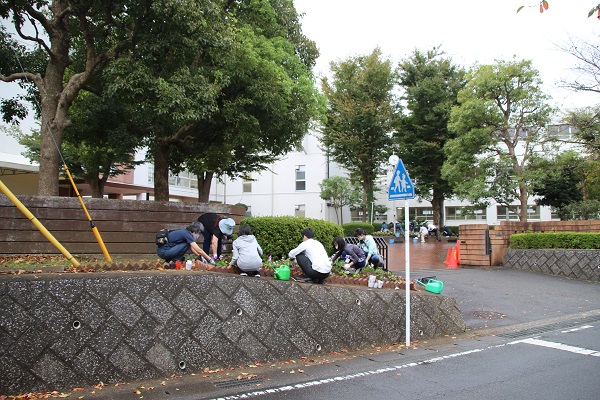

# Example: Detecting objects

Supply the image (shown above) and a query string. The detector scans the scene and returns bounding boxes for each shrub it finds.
[341,222,374,237]
[240,216,344,259]
[509,232,600,249]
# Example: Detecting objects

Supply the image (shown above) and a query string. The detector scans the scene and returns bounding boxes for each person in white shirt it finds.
[419,224,429,242]
[427,222,440,241]
[288,228,332,284]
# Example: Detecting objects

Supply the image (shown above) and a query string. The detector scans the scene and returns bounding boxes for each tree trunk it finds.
[431,190,444,227]
[518,184,528,222]
[37,3,73,196]
[154,142,171,202]
[88,178,102,198]
[197,172,214,202]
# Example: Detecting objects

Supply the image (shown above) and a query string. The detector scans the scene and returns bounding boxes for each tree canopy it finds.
[443,58,554,221]
[0,0,322,201]
[395,47,465,227]
[320,48,398,222]
[0,0,163,196]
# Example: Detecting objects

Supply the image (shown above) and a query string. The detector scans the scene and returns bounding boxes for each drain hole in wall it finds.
[179,361,186,370]
[72,320,81,330]
[236,308,243,316]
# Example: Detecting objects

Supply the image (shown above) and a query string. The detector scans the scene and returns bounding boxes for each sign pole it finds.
[405,199,410,347]
[386,155,415,348]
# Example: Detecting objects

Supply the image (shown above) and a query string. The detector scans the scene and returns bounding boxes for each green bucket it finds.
[417,278,444,294]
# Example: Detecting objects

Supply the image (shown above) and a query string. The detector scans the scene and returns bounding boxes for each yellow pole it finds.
[0,179,80,267]
[63,166,112,263]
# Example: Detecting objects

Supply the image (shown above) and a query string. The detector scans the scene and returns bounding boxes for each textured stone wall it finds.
[0,271,465,395]
[504,249,600,282]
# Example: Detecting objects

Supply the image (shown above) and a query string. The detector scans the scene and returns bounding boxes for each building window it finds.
[148,165,154,184]
[408,207,434,222]
[165,170,198,189]
[295,165,306,191]
[243,175,252,193]
[497,205,519,221]
[497,205,540,221]
[446,207,487,221]
[294,204,305,218]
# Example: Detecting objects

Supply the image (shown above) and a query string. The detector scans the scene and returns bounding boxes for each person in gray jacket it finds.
[229,225,263,277]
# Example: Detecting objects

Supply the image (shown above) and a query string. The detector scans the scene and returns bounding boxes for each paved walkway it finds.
[385,236,456,272]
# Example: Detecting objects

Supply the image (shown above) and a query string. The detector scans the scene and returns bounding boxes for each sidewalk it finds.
[385,237,455,272]
[387,238,600,330]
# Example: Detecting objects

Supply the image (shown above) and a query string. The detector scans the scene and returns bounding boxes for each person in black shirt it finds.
[197,213,235,260]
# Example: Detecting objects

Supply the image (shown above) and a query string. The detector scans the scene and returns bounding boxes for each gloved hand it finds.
[209,258,216,265]
[212,254,219,261]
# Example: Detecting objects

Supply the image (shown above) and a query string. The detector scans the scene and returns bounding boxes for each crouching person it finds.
[229,225,263,277]
[157,221,212,267]
[288,228,332,284]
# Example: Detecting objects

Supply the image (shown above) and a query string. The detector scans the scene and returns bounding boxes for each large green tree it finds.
[0,0,178,196]
[395,47,466,227]
[101,0,227,201]
[443,58,554,221]
[321,48,398,222]
[178,0,323,202]
[103,0,322,202]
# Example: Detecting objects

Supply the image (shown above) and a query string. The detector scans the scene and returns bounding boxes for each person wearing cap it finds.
[156,221,212,267]
[197,213,236,260]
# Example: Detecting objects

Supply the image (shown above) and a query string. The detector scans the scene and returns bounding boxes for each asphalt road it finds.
[230,321,600,400]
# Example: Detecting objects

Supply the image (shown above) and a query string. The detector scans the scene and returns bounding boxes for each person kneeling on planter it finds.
[157,221,213,268]
[354,228,384,269]
[331,236,366,274]
[288,228,332,284]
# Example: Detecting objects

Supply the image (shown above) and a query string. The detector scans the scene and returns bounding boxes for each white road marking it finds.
[515,338,600,357]
[209,329,599,400]
[209,344,513,400]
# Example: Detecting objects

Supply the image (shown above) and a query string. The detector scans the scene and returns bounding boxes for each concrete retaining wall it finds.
[504,249,600,281]
[0,271,466,395]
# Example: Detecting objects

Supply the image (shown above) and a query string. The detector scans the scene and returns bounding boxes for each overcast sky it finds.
[294,0,599,111]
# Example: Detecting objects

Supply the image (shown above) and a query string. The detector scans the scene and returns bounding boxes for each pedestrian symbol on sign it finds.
[388,159,415,200]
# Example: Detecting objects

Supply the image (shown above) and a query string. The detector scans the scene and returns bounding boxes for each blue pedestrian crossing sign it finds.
[388,159,415,200]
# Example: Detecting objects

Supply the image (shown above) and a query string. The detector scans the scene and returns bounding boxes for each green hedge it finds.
[341,222,374,237]
[509,232,600,249]
[239,216,344,259]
